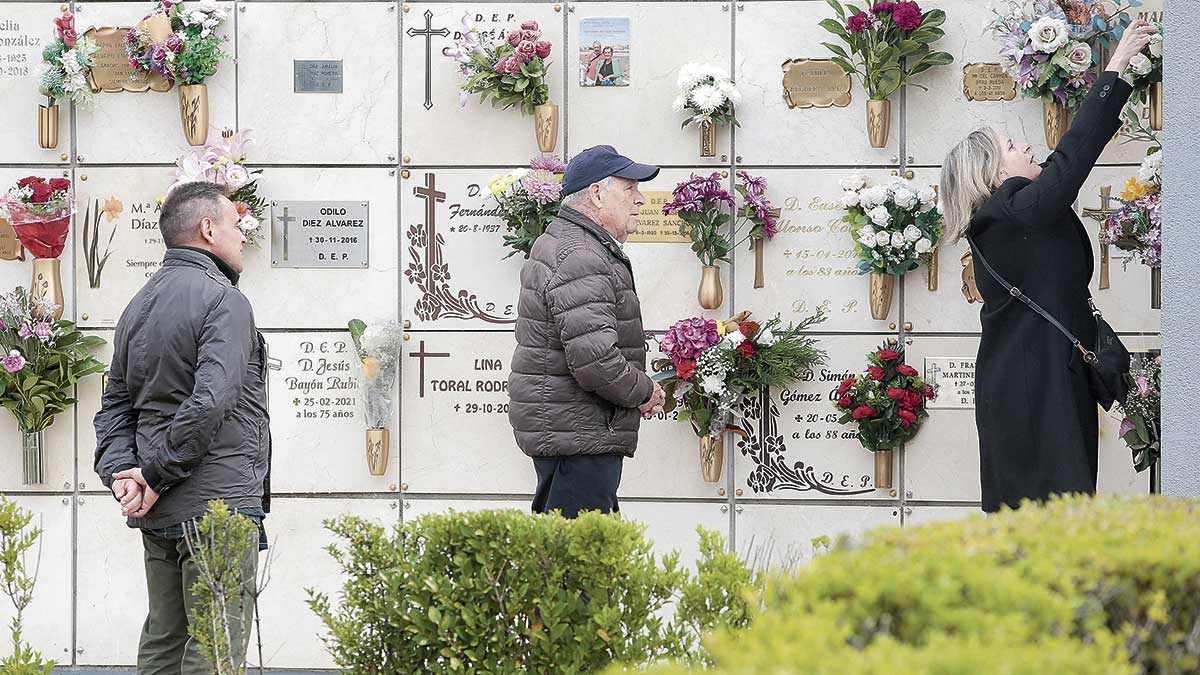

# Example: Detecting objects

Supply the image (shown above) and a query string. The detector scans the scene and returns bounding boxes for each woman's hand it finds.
[1105,19,1158,74]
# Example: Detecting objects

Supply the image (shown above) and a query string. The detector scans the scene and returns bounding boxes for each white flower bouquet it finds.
[672,62,741,129]
[838,173,942,276]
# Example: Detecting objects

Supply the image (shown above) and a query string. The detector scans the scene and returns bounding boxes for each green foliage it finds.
[308,510,754,674]
[0,497,55,675]
[678,208,732,268]
[465,52,551,115]
[496,189,559,260]
[631,495,1200,675]
[184,500,257,675]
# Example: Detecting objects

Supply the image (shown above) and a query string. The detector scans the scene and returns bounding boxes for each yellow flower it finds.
[1120,177,1148,202]
[101,196,123,222]
[716,321,728,337]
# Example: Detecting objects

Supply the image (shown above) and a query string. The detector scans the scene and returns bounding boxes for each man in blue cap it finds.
[508,145,667,517]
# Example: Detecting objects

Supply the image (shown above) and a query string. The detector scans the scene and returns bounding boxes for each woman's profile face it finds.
[995,132,1042,181]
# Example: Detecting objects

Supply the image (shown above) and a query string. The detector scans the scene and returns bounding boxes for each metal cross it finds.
[408,340,450,398]
[413,173,447,277]
[1081,185,1120,290]
[275,205,296,262]
[407,10,449,110]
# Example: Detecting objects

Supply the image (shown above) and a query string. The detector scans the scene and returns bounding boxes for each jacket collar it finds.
[163,246,240,286]
[557,206,630,263]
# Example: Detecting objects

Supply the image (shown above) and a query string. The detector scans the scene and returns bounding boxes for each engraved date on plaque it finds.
[271,200,369,269]
[82,27,171,93]
[627,191,689,244]
[924,357,976,409]
[962,63,1017,102]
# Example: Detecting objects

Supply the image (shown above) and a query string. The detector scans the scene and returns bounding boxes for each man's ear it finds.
[198,217,217,245]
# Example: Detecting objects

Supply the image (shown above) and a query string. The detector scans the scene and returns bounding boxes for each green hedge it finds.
[308,509,753,674]
[618,496,1200,675]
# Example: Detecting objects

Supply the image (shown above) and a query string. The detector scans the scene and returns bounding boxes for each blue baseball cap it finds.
[562,145,660,197]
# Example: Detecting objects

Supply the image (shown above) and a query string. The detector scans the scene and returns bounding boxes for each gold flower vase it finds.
[1043,101,1070,149]
[698,265,723,310]
[699,120,717,158]
[868,272,894,320]
[1148,81,1162,131]
[866,99,890,149]
[31,258,65,321]
[178,84,209,146]
[927,247,939,291]
[699,435,724,483]
[1151,266,1161,310]
[753,239,766,289]
[38,104,59,149]
[366,428,389,476]
[874,449,894,489]
[534,103,559,153]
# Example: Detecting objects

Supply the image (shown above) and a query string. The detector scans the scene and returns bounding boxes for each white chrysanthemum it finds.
[677,63,706,91]
[701,374,726,395]
[1137,149,1162,185]
[840,173,867,192]
[859,231,877,248]
[868,205,891,228]
[892,187,917,209]
[917,185,937,205]
[840,190,861,208]
[1129,53,1153,76]
[890,232,905,249]
[724,331,746,347]
[903,225,922,242]
[699,63,730,82]
[689,84,725,114]
[717,79,742,104]
[671,95,687,113]
[915,238,933,254]
[1028,17,1069,54]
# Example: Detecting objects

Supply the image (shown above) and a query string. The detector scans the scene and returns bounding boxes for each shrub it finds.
[308,509,753,674]
[0,496,55,675]
[623,495,1200,675]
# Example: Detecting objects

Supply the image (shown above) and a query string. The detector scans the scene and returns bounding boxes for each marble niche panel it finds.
[0,496,72,661]
[74,2,235,164]
[732,168,902,332]
[238,2,399,165]
[401,3,565,166]
[0,4,73,164]
[907,0,1163,167]
[733,334,896,501]
[735,503,899,570]
[75,494,146,664]
[567,2,732,166]
[401,330,734,499]
[903,505,981,526]
[734,1,899,165]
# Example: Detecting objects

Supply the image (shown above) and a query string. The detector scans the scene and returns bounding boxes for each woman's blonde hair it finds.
[940,128,1003,244]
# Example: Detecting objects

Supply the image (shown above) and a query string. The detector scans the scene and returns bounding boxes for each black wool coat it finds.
[968,71,1133,512]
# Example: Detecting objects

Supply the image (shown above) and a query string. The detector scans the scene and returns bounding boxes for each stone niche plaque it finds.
[81,27,171,93]
[0,217,23,260]
[627,191,688,243]
[962,63,1017,102]
[270,200,369,269]
[782,58,852,109]
[923,357,976,409]
[294,59,343,93]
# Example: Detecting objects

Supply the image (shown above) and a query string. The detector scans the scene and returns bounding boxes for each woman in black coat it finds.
[939,20,1157,512]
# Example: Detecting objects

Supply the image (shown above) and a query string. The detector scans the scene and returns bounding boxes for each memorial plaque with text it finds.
[962,63,1017,102]
[82,27,171,93]
[782,58,852,109]
[294,60,344,93]
[627,191,689,243]
[923,357,976,409]
[0,218,23,260]
[271,200,369,269]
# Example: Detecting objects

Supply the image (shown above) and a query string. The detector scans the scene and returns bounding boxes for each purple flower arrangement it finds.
[487,155,566,259]
[662,171,776,268]
[1103,149,1161,269]
[660,317,721,369]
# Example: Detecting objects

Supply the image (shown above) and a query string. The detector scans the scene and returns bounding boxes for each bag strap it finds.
[967,235,1099,365]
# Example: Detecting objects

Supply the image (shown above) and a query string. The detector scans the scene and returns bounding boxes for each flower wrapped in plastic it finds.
[0,176,74,259]
[347,318,404,430]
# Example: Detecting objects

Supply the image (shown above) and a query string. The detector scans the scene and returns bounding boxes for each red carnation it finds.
[506,31,522,47]
[534,40,552,58]
[899,390,923,410]
[29,183,54,204]
[886,387,906,400]
[739,321,760,338]
[847,11,871,32]
[897,409,918,428]
[675,359,696,380]
[892,1,923,30]
[838,395,853,409]
[877,348,900,362]
[48,178,70,192]
[16,176,42,189]
[896,364,918,377]
[923,385,936,399]
[837,377,855,397]
[852,405,877,420]
[521,20,539,31]
[868,367,885,381]
[737,341,756,358]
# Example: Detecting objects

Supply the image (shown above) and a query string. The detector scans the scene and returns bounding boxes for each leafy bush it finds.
[0,496,55,675]
[308,509,753,674]
[623,496,1200,675]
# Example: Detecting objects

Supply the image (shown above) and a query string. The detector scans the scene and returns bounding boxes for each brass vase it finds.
[366,428,389,476]
[698,265,723,310]
[866,99,890,149]
[699,119,717,158]
[753,238,765,289]
[699,435,724,483]
[1151,266,1161,310]
[1042,101,1070,149]
[22,430,44,485]
[31,258,64,321]
[38,104,59,149]
[178,84,209,146]
[868,272,894,320]
[873,449,894,489]
[1148,81,1162,131]
[533,103,559,153]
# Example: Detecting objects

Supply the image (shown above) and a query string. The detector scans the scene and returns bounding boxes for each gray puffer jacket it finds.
[509,206,654,458]
[93,247,271,530]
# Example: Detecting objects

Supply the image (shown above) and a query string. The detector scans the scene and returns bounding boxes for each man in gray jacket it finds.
[509,145,666,518]
[94,181,269,674]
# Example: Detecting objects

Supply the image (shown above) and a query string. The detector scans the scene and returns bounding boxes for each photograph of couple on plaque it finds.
[578,17,631,87]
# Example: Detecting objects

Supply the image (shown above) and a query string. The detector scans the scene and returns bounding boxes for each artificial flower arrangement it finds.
[0,287,106,485]
[444,15,559,152]
[169,128,265,246]
[662,171,778,310]
[833,344,936,488]
[820,0,953,148]
[348,318,404,476]
[652,310,828,482]
[486,154,566,259]
[1103,147,1161,309]
[837,172,941,320]
[1116,353,1160,475]
[37,11,98,149]
[672,63,742,158]
[126,0,229,145]
[0,176,75,320]
[1126,21,1163,131]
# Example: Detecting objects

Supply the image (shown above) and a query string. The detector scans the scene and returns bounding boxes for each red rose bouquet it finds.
[1,176,73,259]
[834,344,936,487]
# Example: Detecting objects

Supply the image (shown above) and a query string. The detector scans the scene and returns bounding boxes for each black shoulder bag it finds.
[968,236,1130,411]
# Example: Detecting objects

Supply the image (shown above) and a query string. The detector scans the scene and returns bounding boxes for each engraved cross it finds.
[414,173,447,277]
[408,340,450,398]
[407,10,450,110]
[275,205,297,261]
[1081,186,1120,290]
